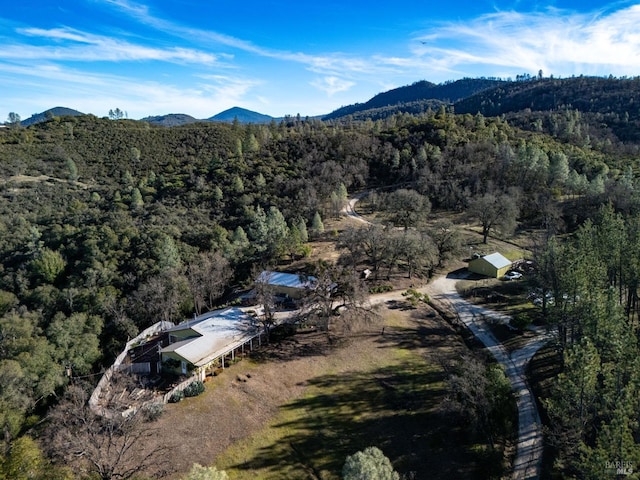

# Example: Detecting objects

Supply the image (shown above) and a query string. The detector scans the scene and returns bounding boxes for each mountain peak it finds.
[209,107,273,124]
[21,107,85,126]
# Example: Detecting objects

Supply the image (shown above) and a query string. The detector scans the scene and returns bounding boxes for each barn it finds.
[468,252,512,278]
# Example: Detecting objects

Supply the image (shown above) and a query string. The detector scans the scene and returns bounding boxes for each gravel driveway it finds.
[423,274,551,480]
[346,194,550,479]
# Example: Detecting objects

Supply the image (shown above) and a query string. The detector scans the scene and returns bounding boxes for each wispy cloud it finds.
[96,0,640,95]
[0,62,245,118]
[5,0,640,119]
[411,5,640,78]
[196,74,262,102]
[310,76,356,96]
[2,27,218,64]
[97,0,380,78]
[99,0,276,55]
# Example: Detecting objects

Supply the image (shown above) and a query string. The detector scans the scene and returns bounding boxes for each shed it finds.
[468,252,512,278]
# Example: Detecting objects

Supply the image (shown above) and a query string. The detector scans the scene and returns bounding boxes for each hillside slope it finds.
[210,107,274,123]
[324,78,505,120]
[21,107,85,126]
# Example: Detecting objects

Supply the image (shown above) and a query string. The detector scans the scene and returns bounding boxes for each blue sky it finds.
[1,0,640,120]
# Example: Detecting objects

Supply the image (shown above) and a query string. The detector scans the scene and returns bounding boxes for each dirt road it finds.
[346,194,550,479]
[344,193,370,224]
[425,274,550,480]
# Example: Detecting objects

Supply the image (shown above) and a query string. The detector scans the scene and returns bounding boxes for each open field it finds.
[135,298,512,480]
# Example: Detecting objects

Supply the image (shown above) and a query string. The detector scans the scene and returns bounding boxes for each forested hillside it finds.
[1,94,640,478]
[456,76,640,143]
[327,75,640,145]
[324,78,504,120]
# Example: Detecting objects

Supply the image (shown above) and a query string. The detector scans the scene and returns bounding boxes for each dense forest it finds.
[2,75,640,478]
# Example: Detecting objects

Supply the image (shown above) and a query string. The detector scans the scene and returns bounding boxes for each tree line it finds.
[0,102,637,478]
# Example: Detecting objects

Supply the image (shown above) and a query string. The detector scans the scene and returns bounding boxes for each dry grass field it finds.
[135,298,511,480]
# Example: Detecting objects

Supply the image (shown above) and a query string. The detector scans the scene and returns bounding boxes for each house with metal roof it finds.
[160,307,262,380]
[468,252,512,278]
[256,270,317,299]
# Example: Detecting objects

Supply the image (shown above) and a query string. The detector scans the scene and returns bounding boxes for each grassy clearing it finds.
[212,305,508,480]
[216,347,446,479]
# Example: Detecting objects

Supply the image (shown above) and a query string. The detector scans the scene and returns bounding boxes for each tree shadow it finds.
[375,323,463,353]
[447,268,472,280]
[228,357,501,479]
[249,329,341,363]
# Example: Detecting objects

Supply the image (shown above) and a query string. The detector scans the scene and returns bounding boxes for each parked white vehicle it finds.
[504,271,523,280]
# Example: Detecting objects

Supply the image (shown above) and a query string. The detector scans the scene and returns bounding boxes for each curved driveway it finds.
[346,193,550,479]
[425,275,551,480]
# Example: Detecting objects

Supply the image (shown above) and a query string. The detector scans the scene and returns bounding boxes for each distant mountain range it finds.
[322,78,506,120]
[17,106,276,128]
[14,76,640,140]
[139,113,200,127]
[140,107,276,127]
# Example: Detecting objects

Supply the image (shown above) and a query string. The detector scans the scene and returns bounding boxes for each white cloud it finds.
[310,76,356,96]
[411,5,640,79]
[197,74,262,102]
[5,27,218,64]
[0,62,240,118]
[6,0,640,120]
[97,0,387,78]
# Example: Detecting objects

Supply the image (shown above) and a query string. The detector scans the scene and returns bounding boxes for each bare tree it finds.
[399,230,439,279]
[45,382,171,480]
[186,251,232,315]
[299,262,376,334]
[132,270,190,326]
[427,220,462,268]
[338,224,388,276]
[253,269,276,342]
[467,192,519,243]
[6,112,21,128]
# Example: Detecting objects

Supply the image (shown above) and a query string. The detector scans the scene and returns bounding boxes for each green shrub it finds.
[183,381,205,397]
[169,390,184,403]
[342,446,399,480]
[510,313,532,331]
[181,463,228,480]
[142,402,164,421]
[402,288,430,306]
[369,284,393,294]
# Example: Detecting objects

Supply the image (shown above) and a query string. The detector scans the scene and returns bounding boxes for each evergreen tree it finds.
[30,248,66,284]
[66,158,78,182]
[130,187,144,210]
[297,217,309,243]
[311,211,324,237]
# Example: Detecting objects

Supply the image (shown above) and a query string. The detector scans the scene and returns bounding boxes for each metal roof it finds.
[256,270,316,290]
[481,252,512,269]
[161,307,258,367]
